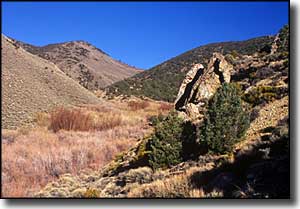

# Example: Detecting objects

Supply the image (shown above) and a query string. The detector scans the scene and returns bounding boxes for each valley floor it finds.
[1,97,172,197]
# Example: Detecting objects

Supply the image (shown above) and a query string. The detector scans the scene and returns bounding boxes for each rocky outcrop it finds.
[271,33,280,55]
[174,53,233,122]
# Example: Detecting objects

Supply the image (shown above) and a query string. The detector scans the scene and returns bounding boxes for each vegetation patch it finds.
[198,83,250,154]
[243,86,288,106]
[83,188,100,198]
[145,111,185,169]
[128,100,150,111]
[49,107,94,132]
[106,36,273,102]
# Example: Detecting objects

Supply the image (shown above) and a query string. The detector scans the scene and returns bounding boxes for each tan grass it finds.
[93,112,122,131]
[128,100,150,111]
[1,126,144,197]
[128,167,222,198]
[159,102,173,111]
[49,107,94,132]
[2,98,172,197]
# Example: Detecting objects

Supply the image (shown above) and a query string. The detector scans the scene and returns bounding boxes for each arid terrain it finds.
[1,25,289,198]
[12,38,141,89]
[2,97,172,197]
[2,35,101,129]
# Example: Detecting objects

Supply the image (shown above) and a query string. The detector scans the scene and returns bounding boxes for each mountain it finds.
[36,25,289,198]
[1,35,102,129]
[106,35,274,102]
[11,39,141,90]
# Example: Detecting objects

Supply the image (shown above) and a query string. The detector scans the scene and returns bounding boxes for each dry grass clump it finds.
[48,107,123,132]
[2,99,172,197]
[83,188,101,198]
[159,102,173,111]
[128,168,223,198]
[128,100,150,111]
[2,129,20,144]
[93,112,122,131]
[34,112,50,127]
[128,174,191,198]
[49,107,93,132]
[1,126,142,197]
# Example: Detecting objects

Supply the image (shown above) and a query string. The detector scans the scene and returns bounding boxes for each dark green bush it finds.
[198,83,250,154]
[259,44,272,54]
[148,113,165,126]
[225,54,235,65]
[243,86,288,106]
[277,25,289,53]
[230,50,239,58]
[145,111,184,169]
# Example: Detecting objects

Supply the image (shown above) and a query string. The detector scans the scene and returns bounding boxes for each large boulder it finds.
[175,53,233,122]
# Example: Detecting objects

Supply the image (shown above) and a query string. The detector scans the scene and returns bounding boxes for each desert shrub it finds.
[148,113,165,126]
[230,50,239,58]
[128,174,191,198]
[198,83,250,154]
[120,167,154,184]
[259,44,272,54]
[145,111,184,169]
[250,107,260,122]
[243,86,288,106]
[255,67,275,80]
[231,67,257,82]
[49,107,93,132]
[34,112,50,127]
[128,168,223,198]
[277,25,289,53]
[83,188,100,198]
[225,54,235,65]
[128,100,150,111]
[279,51,289,60]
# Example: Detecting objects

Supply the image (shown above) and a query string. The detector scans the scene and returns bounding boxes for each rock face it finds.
[174,53,233,122]
[271,33,280,55]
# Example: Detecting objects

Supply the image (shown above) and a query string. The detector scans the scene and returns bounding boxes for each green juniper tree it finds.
[198,83,250,154]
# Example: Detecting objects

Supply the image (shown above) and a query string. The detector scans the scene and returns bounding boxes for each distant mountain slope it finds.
[106,35,274,102]
[2,35,102,129]
[12,39,141,89]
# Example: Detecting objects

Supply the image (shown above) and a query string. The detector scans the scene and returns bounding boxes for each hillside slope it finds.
[2,35,101,129]
[106,35,274,102]
[12,39,141,89]
[36,25,289,198]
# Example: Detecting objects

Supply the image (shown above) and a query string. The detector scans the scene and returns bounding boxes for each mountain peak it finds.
[12,37,141,89]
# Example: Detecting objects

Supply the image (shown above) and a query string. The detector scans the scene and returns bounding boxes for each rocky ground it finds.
[35,27,289,197]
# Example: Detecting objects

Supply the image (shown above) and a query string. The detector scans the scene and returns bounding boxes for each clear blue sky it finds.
[2,2,288,69]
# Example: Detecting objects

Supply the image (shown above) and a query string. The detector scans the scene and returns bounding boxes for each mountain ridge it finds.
[2,34,102,129]
[10,37,142,90]
[106,35,274,102]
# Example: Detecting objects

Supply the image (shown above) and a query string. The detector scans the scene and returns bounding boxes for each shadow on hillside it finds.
[190,132,290,198]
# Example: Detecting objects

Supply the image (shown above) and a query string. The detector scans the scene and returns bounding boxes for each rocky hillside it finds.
[12,38,141,89]
[2,35,102,129]
[36,25,289,198]
[106,35,274,102]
